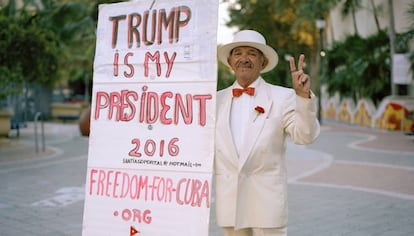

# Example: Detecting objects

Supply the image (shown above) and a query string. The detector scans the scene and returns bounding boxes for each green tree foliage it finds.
[0,66,24,102]
[29,0,96,97]
[0,0,92,93]
[62,0,128,98]
[217,0,350,90]
[322,30,390,105]
[0,11,59,98]
[218,0,320,89]
[219,0,398,104]
[217,62,234,90]
[0,0,124,102]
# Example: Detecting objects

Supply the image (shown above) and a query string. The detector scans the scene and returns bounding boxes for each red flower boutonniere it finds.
[253,106,265,122]
[255,106,265,114]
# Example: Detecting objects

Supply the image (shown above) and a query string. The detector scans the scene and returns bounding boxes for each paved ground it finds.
[0,121,413,235]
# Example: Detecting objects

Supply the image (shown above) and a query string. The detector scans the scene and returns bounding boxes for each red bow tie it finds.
[232,87,255,97]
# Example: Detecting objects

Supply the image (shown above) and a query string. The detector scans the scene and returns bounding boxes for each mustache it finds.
[236,61,253,68]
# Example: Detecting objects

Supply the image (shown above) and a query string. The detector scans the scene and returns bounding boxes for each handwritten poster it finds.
[82,0,218,235]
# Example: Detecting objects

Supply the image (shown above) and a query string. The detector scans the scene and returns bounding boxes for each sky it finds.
[217,1,237,44]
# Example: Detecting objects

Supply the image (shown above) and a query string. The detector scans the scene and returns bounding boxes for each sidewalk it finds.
[2,120,412,165]
[0,122,80,163]
[2,121,414,198]
[1,121,414,235]
[1,121,414,199]
[321,121,414,153]
[287,121,414,199]
[286,121,414,236]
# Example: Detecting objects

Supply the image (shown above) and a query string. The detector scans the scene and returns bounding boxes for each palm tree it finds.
[369,0,381,31]
[0,0,96,118]
[341,0,362,35]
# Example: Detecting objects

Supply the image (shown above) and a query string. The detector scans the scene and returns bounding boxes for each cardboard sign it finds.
[82,0,218,235]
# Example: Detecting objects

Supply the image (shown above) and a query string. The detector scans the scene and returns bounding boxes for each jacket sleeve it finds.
[283,90,320,144]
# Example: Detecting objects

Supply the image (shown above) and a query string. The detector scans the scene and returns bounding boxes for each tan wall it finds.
[328,0,412,43]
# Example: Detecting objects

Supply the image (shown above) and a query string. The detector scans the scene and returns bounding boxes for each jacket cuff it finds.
[296,91,317,112]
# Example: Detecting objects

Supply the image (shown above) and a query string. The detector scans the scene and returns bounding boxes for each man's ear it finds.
[262,58,269,69]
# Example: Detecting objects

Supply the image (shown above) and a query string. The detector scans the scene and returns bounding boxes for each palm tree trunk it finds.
[370,0,381,31]
[329,12,335,43]
[352,9,359,35]
[388,0,397,95]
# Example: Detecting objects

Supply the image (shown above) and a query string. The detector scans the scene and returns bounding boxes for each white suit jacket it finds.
[214,77,320,229]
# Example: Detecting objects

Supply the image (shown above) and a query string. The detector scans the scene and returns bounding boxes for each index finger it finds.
[297,54,305,71]
[289,56,296,72]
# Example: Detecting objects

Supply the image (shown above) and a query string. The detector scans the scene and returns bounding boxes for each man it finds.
[215,30,320,236]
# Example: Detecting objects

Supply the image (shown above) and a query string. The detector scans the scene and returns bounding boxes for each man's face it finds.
[227,46,268,87]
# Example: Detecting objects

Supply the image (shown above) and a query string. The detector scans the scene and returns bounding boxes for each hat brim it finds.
[218,41,279,73]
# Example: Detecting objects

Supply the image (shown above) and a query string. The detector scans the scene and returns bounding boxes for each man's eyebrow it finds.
[231,47,260,54]
[247,49,259,53]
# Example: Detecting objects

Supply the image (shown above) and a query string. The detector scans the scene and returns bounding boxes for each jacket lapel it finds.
[238,78,273,171]
[218,87,240,164]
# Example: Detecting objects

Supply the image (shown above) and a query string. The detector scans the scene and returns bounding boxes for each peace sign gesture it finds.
[289,54,311,98]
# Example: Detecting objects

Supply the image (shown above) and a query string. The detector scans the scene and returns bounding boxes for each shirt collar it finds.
[233,77,260,89]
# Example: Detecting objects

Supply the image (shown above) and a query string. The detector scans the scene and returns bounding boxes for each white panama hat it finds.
[218,30,279,73]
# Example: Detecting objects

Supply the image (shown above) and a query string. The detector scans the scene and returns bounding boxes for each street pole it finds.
[318,28,323,124]
[316,17,325,124]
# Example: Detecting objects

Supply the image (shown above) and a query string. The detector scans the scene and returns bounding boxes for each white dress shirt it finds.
[230,79,258,155]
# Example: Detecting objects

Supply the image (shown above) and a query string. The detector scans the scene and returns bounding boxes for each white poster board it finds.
[393,54,413,85]
[82,1,218,235]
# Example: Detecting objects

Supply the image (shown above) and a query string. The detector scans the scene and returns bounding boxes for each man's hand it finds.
[289,54,311,98]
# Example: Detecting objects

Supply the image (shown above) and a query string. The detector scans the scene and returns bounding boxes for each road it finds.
[0,122,413,235]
